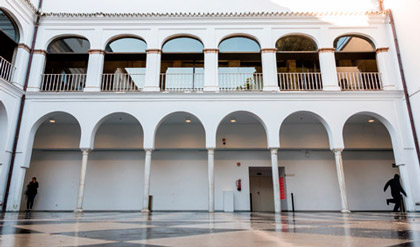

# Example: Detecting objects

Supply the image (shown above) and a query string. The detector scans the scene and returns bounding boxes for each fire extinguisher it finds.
[236,179,242,191]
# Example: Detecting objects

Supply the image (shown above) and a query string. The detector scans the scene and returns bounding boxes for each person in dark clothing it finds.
[384,174,406,212]
[26,177,39,211]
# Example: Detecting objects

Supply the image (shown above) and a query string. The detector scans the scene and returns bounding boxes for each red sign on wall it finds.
[279,177,285,200]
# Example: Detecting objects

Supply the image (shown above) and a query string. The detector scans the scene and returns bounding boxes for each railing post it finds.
[204,49,219,92]
[376,47,395,90]
[318,48,340,91]
[261,48,279,92]
[144,49,161,92]
[27,50,47,92]
[84,50,105,92]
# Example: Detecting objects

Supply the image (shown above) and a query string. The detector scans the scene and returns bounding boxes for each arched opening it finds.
[85,113,144,210]
[102,37,147,91]
[334,35,381,90]
[0,9,20,81]
[152,112,206,210]
[343,113,398,211]
[42,37,90,91]
[216,111,269,211]
[218,37,262,91]
[160,37,204,91]
[279,111,340,211]
[276,35,321,90]
[21,113,81,210]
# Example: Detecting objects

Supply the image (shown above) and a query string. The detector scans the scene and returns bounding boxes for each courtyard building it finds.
[0,0,419,215]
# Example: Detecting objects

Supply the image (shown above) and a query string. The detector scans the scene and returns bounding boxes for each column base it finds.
[83,87,101,92]
[73,209,83,213]
[142,86,160,92]
[141,209,150,213]
[383,85,396,90]
[26,87,40,92]
[203,86,219,92]
[263,86,280,92]
[341,209,351,214]
[323,85,341,91]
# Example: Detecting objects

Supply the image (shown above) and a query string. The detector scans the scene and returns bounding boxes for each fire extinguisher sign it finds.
[279,177,285,200]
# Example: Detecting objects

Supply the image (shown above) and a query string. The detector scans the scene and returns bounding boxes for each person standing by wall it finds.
[384,174,406,212]
[25,177,39,211]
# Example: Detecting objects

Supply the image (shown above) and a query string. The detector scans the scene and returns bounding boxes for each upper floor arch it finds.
[46,35,91,53]
[332,32,378,50]
[275,33,319,51]
[160,33,205,50]
[162,36,204,53]
[105,36,147,53]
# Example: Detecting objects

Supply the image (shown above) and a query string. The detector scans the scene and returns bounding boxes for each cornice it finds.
[22,0,37,14]
[41,11,386,19]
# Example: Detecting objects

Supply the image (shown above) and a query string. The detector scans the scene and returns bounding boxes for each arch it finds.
[276,34,318,51]
[105,36,147,53]
[90,112,144,148]
[217,33,261,50]
[162,36,204,53]
[153,111,207,144]
[104,34,147,51]
[0,8,21,43]
[334,34,376,52]
[0,101,8,151]
[160,33,204,50]
[279,111,334,149]
[218,35,261,53]
[46,35,90,53]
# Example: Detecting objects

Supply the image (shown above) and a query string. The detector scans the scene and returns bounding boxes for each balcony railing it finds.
[102,73,144,92]
[278,72,322,91]
[0,56,15,82]
[218,73,263,91]
[337,72,382,91]
[40,74,86,92]
[160,73,204,92]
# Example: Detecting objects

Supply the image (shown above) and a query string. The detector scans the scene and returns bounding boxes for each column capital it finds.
[146,49,162,54]
[208,148,215,154]
[33,49,47,56]
[270,148,279,154]
[261,48,277,53]
[376,47,389,54]
[332,148,344,154]
[318,48,336,53]
[17,43,31,53]
[203,48,219,54]
[88,49,105,55]
[144,148,154,153]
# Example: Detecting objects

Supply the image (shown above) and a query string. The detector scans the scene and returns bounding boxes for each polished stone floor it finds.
[1,212,420,247]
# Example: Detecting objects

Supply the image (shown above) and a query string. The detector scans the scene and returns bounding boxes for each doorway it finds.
[249,167,287,212]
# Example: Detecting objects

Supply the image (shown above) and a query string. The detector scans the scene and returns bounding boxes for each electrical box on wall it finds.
[236,162,241,167]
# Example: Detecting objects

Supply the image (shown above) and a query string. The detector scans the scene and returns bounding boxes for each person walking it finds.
[384,174,406,212]
[26,177,39,211]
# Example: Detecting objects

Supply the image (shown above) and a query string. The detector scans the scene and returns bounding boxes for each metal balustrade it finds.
[102,73,145,92]
[218,73,263,91]
[160,73,204,92]
[337,72,383,91]
[40,74,86,92]
[0,56,15,82]
[278,72,322,91]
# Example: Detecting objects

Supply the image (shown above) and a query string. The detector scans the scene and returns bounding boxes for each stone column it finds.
[12,44,31,88]
[203,49,219,92]
[261,48,279,92]
[333,149,350,213]
[318,48,340,91]
[208,148,215,212]
[143,49,161,92]
[27,50,46,92]
[84,49,105,92]
[75,149,90,213]
[376,47,395,90]
[142,149,153,212]
[270,148,281,213]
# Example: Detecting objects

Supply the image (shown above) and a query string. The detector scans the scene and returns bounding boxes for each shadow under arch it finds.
[0,7,23,44]
[279,110,334,149]
[216,110,269,148]
[44,34,91,51]
[90,112,144,149]
[153,111,207,148]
